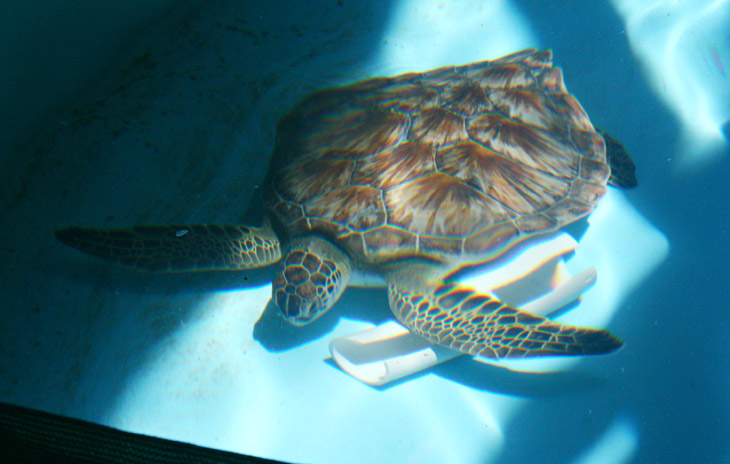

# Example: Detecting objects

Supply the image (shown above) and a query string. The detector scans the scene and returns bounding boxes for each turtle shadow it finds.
[430,356,611,397]
[253,299,336,351]
[253,286,392,352]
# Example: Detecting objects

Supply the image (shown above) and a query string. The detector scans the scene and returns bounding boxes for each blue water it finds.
[1,1,728,463]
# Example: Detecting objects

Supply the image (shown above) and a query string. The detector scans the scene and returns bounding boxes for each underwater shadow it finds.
[254,286,392,352]
[432,356,612,398]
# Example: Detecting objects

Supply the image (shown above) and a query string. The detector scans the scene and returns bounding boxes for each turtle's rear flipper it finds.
[597,128,638,189]
[55,222,281,272]
[386,264,622,359]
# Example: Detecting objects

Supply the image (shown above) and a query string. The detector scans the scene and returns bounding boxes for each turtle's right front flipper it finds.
[386,264,622,359]
[55,222,281,272]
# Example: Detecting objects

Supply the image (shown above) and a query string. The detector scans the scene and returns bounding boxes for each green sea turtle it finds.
[56,49,637,359]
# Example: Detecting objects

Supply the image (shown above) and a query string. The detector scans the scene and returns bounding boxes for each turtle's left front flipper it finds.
[55,222,281,272]
[385,264,622,359]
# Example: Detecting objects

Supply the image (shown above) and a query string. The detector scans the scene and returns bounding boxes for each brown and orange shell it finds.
[264,49,609,265]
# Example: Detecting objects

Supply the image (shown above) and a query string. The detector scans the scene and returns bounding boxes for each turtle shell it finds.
[265,49,609,264]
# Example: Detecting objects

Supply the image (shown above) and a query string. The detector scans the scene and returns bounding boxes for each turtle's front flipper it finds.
[273,236,352,326]
[55,221,281,272]
[385,264,622,359]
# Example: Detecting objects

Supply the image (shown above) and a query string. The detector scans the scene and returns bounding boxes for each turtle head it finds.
[272,237,352,326]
